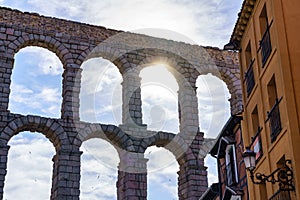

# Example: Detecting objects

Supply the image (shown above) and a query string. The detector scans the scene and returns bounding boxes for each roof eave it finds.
[225,0,257,50]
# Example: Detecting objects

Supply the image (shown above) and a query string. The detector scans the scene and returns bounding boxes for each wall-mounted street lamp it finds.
[242,147,295,191]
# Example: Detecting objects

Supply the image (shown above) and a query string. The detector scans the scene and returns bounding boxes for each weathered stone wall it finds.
[0,6,242,200]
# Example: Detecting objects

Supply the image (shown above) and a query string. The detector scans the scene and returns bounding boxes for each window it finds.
[267,76,278,108]
[250,106,263,161]
[259,5,268,36]
[251,106,260,135]
[245,41,252,68]
[259,4,272,66]
[225,144,238,186]
[252,132,263,161]
[266,76,282,142]
[244,41,255,97]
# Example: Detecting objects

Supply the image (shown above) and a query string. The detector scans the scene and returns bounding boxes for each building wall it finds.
[216,123,248,200]
[238,0,300,199]
[235,127,249,199]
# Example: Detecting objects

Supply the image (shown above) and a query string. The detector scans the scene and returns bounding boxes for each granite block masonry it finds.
[0,6,242,200]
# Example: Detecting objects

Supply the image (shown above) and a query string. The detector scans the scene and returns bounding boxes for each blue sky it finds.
[1,0,243,199]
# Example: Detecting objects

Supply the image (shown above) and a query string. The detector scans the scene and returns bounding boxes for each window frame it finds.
[225,144,239,186]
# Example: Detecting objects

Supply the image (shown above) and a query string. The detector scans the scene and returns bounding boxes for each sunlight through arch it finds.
[80,58,122,124]
[140,65,179,133]
[145,146,179,200]
[4,131,55,200]
[80,138,120,199]
[9,47,63,118]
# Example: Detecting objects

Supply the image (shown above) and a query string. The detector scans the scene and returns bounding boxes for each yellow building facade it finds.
[226,0,300,199]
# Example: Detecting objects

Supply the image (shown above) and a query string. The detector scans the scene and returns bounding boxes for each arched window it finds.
[140,65,179,133]
[80,58,122,124]
[80,139,119,199]
[145,146,179,200]
[4,131,55,199]
[9,47,62,118]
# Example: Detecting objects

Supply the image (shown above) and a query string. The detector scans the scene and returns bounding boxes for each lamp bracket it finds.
[249,160,295,191]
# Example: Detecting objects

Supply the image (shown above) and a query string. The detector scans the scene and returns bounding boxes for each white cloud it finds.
[19,47,63,76]
[205,156,219,184]
[9,84,61,117]
[2,0,243,47]
[4,132,55,200]
[80,58,122,124]
[37,88,61,102]
[146,146,179,199]
[80,59,122,94]
[141,85,179,132]
[140,65,179,132]
[197,74,230,137]
[80,139,119,199]
[8,47,63,117]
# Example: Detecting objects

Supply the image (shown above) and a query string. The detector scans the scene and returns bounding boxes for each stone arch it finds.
[8,46,64,118]
[138,62,180,132]
[77,123,135,152]
[145,143,180,199]
[138,54,199,125]
[143,131,206,199]
[8,34,73,68]
[139,56,200,138]
[194,62,242,115]
[79,56,123,124]
[0,115,68,151]
[0,115,70,199]
[79,133,120,199]
[217,64,242,115]
[138,55,182,82]
[136,50,194,80]
[3,129,56,200]
[144,132,195,161]
[79,44,130,75]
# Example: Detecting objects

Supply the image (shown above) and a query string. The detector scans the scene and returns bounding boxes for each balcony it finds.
[267,97,282,143]
[260,21,273,66]
[245,60,255,97]
[269,190,291,200]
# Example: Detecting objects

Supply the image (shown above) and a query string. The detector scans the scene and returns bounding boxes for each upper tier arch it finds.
[0,6,241,114]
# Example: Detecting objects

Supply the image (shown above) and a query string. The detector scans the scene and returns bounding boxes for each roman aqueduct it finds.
[0,7,242,200]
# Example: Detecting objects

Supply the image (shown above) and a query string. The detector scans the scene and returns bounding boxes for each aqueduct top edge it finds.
[0,6,239,66]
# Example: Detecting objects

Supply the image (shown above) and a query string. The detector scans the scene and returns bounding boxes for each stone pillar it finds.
[117,152,148,200]
[0,144,9,199]
[178,157,208,200]
[50,149,82,200]
[61,65,82,121]
[177,84,199,143]
[0,53,13,111]
[121,70,143,126]
[229,92,243,115]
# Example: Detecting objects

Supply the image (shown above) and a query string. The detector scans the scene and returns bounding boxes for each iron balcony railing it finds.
[267,97,283,143]
[269,189,291,200]
[260,21,273,66]
[245,59,255,97]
